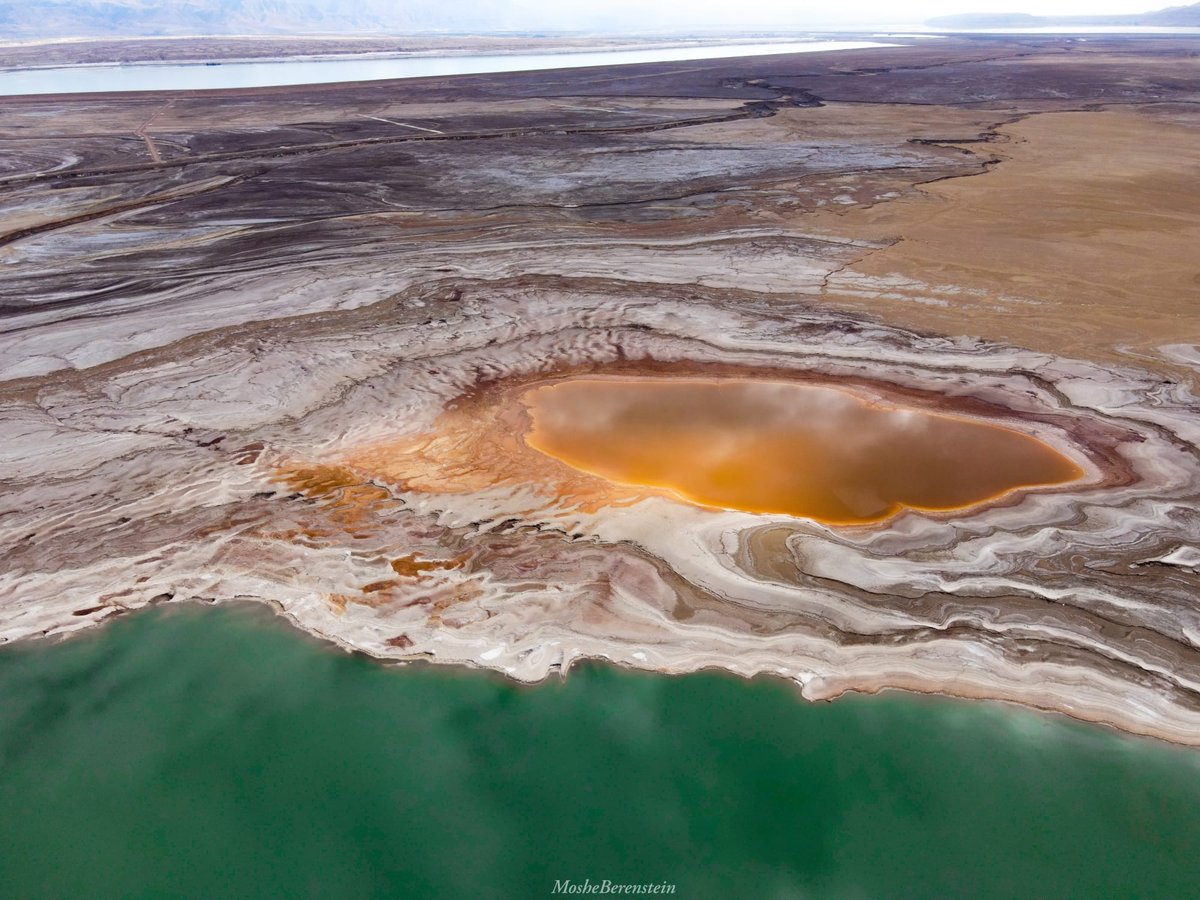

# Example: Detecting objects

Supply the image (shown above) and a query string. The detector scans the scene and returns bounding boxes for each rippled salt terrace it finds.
[2,34,1199,754]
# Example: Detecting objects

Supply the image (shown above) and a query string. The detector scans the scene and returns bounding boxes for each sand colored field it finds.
[813,107,1200,381]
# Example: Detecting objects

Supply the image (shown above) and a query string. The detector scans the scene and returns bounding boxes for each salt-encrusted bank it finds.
[2,36,1199,743]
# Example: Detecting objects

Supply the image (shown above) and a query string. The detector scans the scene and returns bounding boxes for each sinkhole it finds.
[522,376,1083,525]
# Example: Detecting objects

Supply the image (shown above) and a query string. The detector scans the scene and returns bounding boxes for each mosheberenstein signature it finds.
[552,879,677,894]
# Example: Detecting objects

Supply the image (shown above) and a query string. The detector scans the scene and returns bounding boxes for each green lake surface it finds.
[1,603,1198,899]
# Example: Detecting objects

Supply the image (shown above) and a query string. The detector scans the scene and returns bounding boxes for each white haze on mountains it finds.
[0,0,1171,37]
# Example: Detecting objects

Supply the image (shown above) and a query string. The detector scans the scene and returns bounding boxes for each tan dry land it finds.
[817,106,1200,381]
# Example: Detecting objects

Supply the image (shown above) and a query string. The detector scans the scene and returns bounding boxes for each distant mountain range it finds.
[1,0,1198,40]
[928,1,1200,28]
[0,0,521,38]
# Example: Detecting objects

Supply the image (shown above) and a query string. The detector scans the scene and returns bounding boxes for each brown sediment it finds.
[1,36,1199,745]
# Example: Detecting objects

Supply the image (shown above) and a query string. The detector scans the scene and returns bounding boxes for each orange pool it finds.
[522,376,1082,524]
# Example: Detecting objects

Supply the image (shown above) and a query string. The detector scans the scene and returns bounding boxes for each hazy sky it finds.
[507,0,1165,27]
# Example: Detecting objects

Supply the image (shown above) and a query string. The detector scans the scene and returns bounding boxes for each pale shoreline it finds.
[0,31,898,72]
[0,37,897,95]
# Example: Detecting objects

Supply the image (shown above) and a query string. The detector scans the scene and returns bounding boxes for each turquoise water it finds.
[1,603,1198,898]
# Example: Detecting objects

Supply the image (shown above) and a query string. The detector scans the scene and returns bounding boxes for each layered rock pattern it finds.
[2,37,1199,743]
